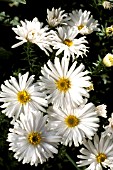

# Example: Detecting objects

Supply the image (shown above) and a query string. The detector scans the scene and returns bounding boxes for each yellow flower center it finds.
[28,132,42,145]
[65,115,79,127]
[78,24,84,30]
[55,77,71,92]
[96,153,107,163]
[106,26,113,36]
[63,39,73,47]
[17,90,31,104]
[27,30,37,41]
[108,55,113,63]
[86,83,94,91]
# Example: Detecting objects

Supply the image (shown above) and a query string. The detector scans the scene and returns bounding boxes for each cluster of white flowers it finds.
[11,8,100,60]
[0,6,113,170]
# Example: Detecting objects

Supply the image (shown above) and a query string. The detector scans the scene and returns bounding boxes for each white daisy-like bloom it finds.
[102,113,113,138]
[77,133,113,170]
[102,1,113,10]
[46,7,69,28]
[11,17,53,56]
[0,72,48,120]
[38,56,91,108]
[47,102,99,147]
[51,26,89,59]
[67,9,99,35]
[7,110,61,166]
[96,104,107,118]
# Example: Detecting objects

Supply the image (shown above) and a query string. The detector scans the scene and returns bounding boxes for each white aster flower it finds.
[77,133,113,170]
[51,26,88,59]
[11,17,53,56]
[7,110,61,166]
[38,56,91,108]
[67,9,99,35]
[0,72,48,120]
[96,104,107,118]
[102,1,113,10]
[102,112,113,138]
[46,7,69,28]
[47,102,99,147]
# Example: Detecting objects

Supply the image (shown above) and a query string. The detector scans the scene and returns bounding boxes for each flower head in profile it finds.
[103,53,113,67]
[7,110,61,166]
[39,57,91,108]
[0,72,48,120]
[11,17,53,56]
[51,26,88,59]
[102,112,113,138]
[67,9,99,35]
[102,1,113,10]
[77,133,113,170]
[96,104,107,118]
[46,7,69,28]
[47,102,99,147]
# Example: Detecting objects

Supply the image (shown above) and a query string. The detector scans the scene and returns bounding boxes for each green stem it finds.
[23,42,33,72]
[65,153,81,170]
[91,58,107,76]
[26,42,32,70]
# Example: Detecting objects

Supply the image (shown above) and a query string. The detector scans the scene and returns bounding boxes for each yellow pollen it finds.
[63,39,73,47]
[65,115,79,127]
[108,55,113,64]
[78,24,84,30]
[55,77,71,92]
[96,153,107,163]
[17,90,31,104]
[106,26,113,36]
[28,132,42,145]
[86,83,94,91]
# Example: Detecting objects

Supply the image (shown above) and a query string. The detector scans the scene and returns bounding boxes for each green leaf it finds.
[11,0,26,4]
